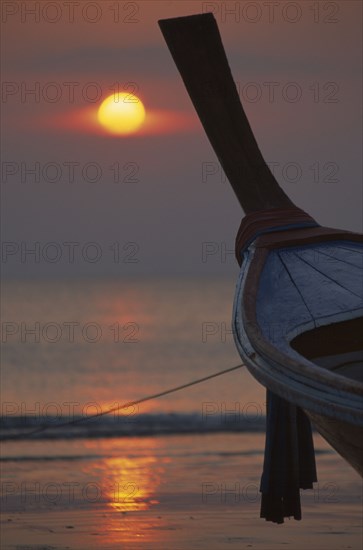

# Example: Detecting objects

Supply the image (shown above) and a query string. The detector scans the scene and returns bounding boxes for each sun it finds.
[97,93,146,135]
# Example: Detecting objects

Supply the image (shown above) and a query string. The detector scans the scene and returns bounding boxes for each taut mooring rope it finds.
[14,363,245,439]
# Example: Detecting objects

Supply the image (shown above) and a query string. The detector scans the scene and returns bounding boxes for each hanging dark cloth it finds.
[260,390,317,523]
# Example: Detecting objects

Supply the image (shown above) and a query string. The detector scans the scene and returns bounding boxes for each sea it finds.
[1,276,266,442]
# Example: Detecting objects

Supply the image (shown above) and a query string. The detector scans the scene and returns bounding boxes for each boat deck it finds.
[255,240,363,384]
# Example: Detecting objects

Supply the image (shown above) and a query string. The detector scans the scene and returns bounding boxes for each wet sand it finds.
[1,433,362,549]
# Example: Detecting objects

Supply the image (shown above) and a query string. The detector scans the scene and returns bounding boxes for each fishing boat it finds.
[159,13,363,522]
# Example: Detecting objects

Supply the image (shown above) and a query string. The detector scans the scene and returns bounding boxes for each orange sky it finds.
[1,1,362,278]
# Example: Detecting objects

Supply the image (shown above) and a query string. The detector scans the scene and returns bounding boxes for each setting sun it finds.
[97,93,146,135]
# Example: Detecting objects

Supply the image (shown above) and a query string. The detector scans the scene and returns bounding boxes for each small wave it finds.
[0,412,266,441]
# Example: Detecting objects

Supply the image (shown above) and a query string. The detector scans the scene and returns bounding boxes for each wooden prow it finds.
[158,13,294,214]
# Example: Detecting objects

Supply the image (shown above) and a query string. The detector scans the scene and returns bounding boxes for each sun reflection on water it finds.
[80,438,170,546]
[104,456,160,512]
[83,438,164,512]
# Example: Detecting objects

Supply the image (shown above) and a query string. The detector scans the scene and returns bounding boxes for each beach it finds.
[1,433,362,549]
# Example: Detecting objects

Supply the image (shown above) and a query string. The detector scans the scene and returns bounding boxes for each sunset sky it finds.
[2,0,362,278]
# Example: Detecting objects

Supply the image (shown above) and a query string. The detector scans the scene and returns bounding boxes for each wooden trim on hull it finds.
[255,227,363,251]
[233,245,363,477]
[233,310,363,426]
[242,232,363,399]
[235,213,363,263]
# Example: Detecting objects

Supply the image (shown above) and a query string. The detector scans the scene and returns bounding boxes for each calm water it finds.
[1,277,266,440]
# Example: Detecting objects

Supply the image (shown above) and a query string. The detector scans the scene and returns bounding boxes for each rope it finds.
[19,363,246,438]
